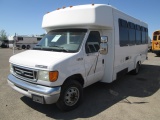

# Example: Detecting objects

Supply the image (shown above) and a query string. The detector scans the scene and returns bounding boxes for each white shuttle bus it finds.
[7,4,148,111]
[8,35,42,49]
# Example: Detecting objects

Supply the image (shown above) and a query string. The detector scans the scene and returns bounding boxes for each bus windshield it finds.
[33,29,87,52]
[153,31,160,41]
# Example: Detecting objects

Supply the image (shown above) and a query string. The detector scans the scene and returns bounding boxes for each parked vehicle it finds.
[151,30,160,55]
[7,4,148,111]
[0,40,9,48]
[8,35,42,49]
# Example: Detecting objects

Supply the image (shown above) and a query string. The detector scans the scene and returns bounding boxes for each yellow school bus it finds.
[152,30,160,55]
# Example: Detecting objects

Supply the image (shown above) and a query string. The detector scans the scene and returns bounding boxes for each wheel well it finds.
[63,74,84,87]
[137,61,141,65]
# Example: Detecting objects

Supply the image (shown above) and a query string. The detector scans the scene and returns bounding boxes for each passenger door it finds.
[84,31,105,86]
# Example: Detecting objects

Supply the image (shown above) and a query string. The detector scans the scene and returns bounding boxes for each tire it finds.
[27,45,30,49]
[156,53,160,56]
[131,62,140,75]
[56,80,83,111]
[22,45,26,49]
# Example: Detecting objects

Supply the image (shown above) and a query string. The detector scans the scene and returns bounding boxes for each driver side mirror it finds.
[99,36,108,55]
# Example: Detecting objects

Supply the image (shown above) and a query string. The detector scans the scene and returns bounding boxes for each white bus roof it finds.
[42,4,114,31]
[42,4,147,32]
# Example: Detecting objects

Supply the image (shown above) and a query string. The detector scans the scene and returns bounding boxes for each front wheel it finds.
[22,45,26,49]
[56,80,83,111]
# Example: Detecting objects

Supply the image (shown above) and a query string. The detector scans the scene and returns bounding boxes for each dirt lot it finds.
[0,48,160,120]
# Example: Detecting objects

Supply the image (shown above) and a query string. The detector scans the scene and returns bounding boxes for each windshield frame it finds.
[33,29,87,53]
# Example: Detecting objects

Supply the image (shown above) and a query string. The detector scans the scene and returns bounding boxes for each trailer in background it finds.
[8,35,42,49]
[0,40,9,48]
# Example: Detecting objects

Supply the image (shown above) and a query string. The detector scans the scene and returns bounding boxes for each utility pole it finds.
[13,33,16,55]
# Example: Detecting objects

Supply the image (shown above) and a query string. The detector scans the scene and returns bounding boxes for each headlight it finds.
[38,71,58,82]
[10,63,14,74]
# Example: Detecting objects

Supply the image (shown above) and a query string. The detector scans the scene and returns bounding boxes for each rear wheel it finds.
[27,45,30,49]
[56,80,83,111]
[22,45,26,49]
[131,62,140,75]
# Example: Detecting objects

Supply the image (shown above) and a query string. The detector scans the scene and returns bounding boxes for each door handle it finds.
[102,59,104,64]
[125,56,129,60]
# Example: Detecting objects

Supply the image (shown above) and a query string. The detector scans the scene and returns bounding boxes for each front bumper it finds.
[7,74,61,104]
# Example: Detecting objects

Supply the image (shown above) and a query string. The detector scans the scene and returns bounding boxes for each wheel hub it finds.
[64,87,79,106]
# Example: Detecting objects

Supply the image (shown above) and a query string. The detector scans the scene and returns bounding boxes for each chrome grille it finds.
[13,65,37,82]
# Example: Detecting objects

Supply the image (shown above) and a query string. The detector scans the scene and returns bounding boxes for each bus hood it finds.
[9,50,76,70]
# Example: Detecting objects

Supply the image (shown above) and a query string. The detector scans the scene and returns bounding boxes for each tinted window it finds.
[119,19,129,46]
[128,22,136,45]
[153,36,157,40]
[145,28,148,43]
[119,19,148,45]
[18,37,23,41]
[136,25,141,44]
[141,27,146,44]
[85,31,100,53]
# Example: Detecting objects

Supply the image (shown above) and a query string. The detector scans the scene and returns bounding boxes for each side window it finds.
[128,22,136,45]
[119,19,129,46]
[18,37,23,41]
[85,31,100,53]
[141,27,146,44]
[136,25,141,44]
[145,28,148,43]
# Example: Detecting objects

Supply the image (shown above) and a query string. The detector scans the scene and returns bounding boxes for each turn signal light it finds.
[49,71,59,82]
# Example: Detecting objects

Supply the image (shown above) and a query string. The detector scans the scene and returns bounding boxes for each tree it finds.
[0,29,7,40]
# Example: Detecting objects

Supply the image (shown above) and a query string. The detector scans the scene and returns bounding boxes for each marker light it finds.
[49,71,59,82]
[38,71,58,82]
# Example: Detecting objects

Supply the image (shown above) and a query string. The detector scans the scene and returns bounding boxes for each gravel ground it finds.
[0,48,160,120]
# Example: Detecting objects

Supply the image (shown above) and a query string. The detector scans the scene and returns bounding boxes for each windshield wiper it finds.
[33,46,69,52]
[56,46,69,52]
[49,45,69,52]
